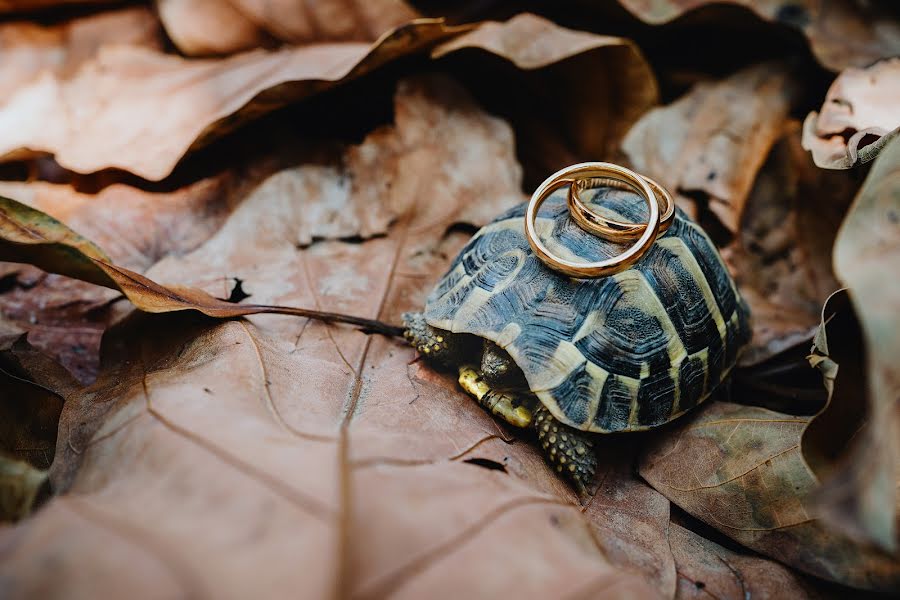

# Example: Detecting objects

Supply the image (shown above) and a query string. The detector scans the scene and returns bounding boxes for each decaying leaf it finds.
[722,123,856,365]
[805,137,900,553]
[622,61,797,233]
[159,0,419,55]
[0,76,660,598]
[803,58,900,169]
[640,401,900,591]
[669,522,823,598]
[616,0,900,71]
[0,13,656,182]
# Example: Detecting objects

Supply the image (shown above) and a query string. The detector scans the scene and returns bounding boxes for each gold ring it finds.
[525,162,660,278]
[567,174,674,240]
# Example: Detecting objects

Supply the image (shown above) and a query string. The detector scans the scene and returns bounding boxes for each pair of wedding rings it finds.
[524,162,674,278]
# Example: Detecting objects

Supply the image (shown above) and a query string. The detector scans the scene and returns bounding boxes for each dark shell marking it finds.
[424,188,751,433]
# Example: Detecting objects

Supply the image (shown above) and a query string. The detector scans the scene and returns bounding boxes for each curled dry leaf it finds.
[669,522,823,598]
[803,58,900,169]
[0,13,656,182]
[807,137,900,552]
[0,76,660,598]
[805,290,894,551]
[616,0,900,71]
[722,123,856,365]
[622,61,797,233]
[159,0,419,56]
[433,13,659,162]
[640,401,900,591]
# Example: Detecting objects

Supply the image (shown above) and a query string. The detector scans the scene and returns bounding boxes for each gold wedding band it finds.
[525,162,660,278]
[567,174,674,240]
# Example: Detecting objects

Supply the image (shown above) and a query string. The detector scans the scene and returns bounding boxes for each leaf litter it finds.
[0,3,898,598]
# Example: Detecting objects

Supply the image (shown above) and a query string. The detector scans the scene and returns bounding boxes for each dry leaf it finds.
[0,334,70,469]
[722,123,856,365]
[0,18,461,181]
[640,401,900,591]
[582,440,676,597]
[669,522,823,598]
[0,455,47,522]
[433,13,659,162]
[616,0,900,71]
[805,290,894,551]
[803,58,900,169]
[159,0,419,55]
[0,13,656,182]
[622,62,797,233]
[0,6,161,93]
[0,75,660,599]
[0,161,279,381]
[806,137,900,552]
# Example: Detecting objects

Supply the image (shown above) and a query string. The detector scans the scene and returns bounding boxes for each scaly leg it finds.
[458,366,533,428]
[532,404,597,496]
[457,365,597,495]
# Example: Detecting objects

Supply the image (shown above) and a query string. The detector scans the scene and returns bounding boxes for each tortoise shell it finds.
[424,187,751,433]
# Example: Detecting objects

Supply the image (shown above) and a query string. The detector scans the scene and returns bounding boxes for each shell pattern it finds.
[424,188,752,433]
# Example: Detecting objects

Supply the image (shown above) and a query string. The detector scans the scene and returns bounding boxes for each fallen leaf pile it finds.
[0,2,898,598]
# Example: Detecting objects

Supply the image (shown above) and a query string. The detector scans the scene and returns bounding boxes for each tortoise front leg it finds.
[532,405,597,496]
[458,366,533,428]
[457,366,597,495]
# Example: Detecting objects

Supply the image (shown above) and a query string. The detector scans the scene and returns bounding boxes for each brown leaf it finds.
[0,13,656,182]
[433,13,659,162]
[0,334,71,469]
[669,522,824,599]
[0,75,660,598]
[159,0,420,56]
[0,456,47,522]
[722,123,856,365]
[806,136,900,552]
[640,401,900,591]
[803,58,900,169]
[622,62,798,233]
[0,18,462,181]
[0,6,161,94]
[616,0,900,71]
[582,440,676,598]
[0,169,268,381]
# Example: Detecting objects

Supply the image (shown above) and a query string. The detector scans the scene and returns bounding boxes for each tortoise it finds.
[401,186,751,493]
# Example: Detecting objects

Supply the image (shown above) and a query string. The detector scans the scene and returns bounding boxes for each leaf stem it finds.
[245,305,406,338]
